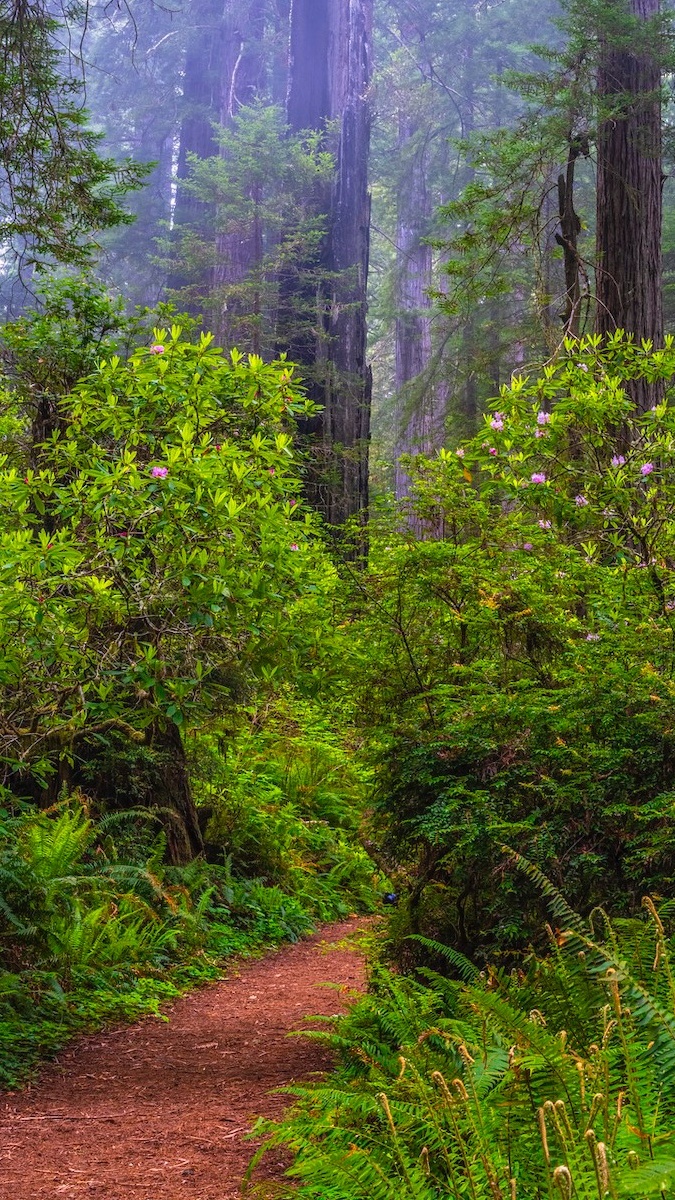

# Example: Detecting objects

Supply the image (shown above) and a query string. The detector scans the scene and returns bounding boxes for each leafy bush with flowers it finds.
[0,324,326,829]
[343,333,675,960]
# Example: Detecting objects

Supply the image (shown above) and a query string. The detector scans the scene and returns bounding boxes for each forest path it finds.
[0,918,370,1200]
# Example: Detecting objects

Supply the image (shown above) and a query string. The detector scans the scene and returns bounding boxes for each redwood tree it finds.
[286,0,373,529]
[595,0,664,384]
[170,0,267,300]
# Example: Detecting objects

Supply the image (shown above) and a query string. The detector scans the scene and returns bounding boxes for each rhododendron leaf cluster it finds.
[0,328,328,785]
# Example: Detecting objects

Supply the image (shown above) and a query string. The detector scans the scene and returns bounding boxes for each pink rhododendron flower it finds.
[575,494,588,507]
[290,543,299,551]
[585,633,600,641]
[268,468,275,475]
[151,466,168,478]
[531,472,546,484]
[489,447,497,456]
[611,455,626,467]
[537,411,550,425]
[149,344,165,355]
[641,462,655,476]
[535,429,547,439]
[523,542,533,551]
[456,448,465,458]
[539,520,552,529]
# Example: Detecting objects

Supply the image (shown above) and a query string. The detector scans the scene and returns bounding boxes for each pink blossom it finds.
[585,633,600,641]
[268,468,275,475]
[490,412,505,431]
[539,520,552,530]
[641,462,655,476]
[489,447,497,456]
[611,455,626,467]
[456,448,465,458]
[531,472,546,484]
[523,542,533,551]
[151,466,168,478]
[575,494,588,507]
[535,429,547,439]
[149,344,165,355]
[537,411,550,426]
[290,543,299,551]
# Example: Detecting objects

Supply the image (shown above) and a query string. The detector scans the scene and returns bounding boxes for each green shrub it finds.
[339,336,675,959]
[189,699,382,922]
[252,869,675,1199]
[0,794,370,1089]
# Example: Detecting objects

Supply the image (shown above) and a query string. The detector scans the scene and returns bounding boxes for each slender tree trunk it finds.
[171,0,228,244]
[324,0,373,529]
[556,140,584,337]
[286,0,373,530]
[393,114,434,500]
[596,0,663,407]
[213,0,267,347]
[170,0,265,305]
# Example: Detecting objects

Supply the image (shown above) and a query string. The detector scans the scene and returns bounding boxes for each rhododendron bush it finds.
[0,327,324,794]
[343,334,675,958]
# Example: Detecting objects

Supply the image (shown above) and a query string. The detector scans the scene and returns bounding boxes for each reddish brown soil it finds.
[0,919,370,1200]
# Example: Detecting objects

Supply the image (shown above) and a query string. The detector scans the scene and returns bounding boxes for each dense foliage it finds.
[0,0,146,282]
[5,15,675,1200]
[338,336,675,960]
[0,289,380,1084]
[0,701,380,1088]
[253,872,675,1198]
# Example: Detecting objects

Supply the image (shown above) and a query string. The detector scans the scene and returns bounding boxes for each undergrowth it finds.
[0,706,381,1091]
[249,857,675,1199]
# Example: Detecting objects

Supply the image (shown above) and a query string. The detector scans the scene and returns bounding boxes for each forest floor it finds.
[0,917,370,1200]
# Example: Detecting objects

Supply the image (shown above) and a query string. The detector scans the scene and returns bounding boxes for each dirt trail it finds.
[0,918,370,1200]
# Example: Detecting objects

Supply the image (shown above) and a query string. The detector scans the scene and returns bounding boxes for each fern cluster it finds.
[251,868,675,1199]
[0,786,371,1090]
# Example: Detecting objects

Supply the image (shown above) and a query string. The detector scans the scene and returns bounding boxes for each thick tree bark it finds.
[286,0,373,530]
[287,0,331,131]
[596,0,663,406]
[13,721,203,866]
[149,721,204,866]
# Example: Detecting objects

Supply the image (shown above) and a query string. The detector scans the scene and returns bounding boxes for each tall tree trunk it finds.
[15,721,204,866]
[149,721,204,866]
[171,0,228,244]
[596,0,663,407]
[393,115,434,500]
[170,0,264,302]
[556,139,584,337]
[213,0,267,347]
[286,0,373,530]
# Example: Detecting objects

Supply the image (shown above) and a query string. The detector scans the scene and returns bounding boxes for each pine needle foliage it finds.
[250,884,675,1199]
